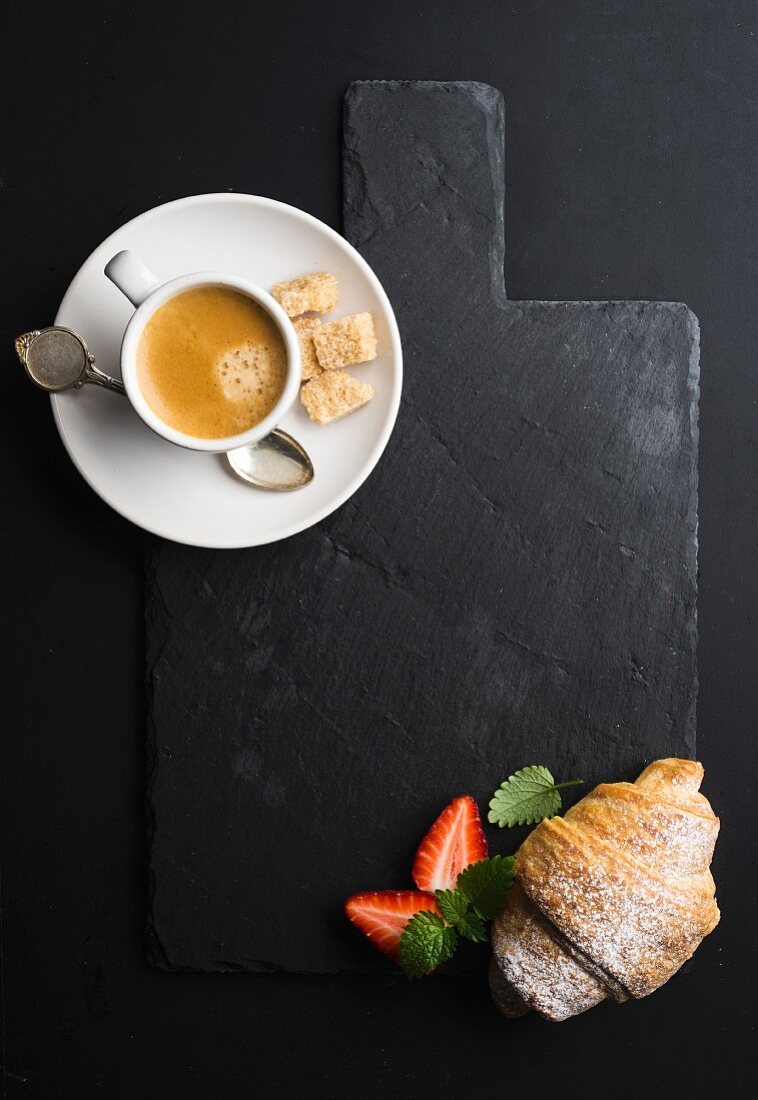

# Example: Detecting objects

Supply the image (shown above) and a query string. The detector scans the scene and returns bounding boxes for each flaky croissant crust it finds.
[490,759,720,1021]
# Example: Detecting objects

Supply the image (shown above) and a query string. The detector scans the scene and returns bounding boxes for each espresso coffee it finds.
[136,286,287,439]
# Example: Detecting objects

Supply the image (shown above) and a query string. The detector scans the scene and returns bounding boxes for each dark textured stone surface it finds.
[145,80,698,974]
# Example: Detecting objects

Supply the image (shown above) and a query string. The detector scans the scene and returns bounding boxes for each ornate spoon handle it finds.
[14,327,125,395]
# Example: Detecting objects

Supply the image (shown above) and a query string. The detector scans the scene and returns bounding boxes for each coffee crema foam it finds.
[136,286,287,439]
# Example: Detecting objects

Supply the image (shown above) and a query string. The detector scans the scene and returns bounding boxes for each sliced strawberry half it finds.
[412,795,488,894]
[344,890,440,961]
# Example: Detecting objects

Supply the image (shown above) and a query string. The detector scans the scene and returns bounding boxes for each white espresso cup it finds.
[104,250,301,452]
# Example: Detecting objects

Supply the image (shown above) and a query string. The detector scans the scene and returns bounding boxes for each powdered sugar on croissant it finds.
[490,758,720,1021]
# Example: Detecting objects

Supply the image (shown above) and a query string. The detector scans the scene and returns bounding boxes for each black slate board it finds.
[144,80,699,974]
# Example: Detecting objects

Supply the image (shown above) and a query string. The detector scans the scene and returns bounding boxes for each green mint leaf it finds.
[455,855,516,920]
[455,909,488,943]
[488,766,584,828]
[435,889,470,926]
[398,911,458,980]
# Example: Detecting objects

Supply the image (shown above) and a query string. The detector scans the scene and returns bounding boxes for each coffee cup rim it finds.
[120,272,302,452]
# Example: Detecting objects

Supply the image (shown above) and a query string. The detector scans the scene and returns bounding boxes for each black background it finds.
[2,1,756,1096]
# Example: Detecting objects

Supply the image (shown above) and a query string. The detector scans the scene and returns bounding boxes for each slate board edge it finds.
[344,79,508,308]
[144,554,175,971]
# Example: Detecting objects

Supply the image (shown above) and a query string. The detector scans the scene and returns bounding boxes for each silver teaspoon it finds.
[15,325,315,492]
[227,430,314,491]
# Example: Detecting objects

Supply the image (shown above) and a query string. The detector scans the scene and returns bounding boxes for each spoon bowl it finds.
[227,429,314,491]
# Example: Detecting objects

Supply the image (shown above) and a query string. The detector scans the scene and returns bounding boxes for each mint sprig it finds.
[398,855,515,978]
[435,889,470,926]
[455,910,487,943]
[488,765,584,828]
[456,854,516,919]
[398,911,457,979]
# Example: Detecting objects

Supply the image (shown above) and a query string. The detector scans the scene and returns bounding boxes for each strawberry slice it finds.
[412,795,488,893]
[344,890,440,960]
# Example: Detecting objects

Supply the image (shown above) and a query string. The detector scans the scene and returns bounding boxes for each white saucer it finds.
[53,194,402,547]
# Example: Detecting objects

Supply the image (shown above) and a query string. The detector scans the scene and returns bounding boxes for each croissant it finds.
[490,758,719,1021]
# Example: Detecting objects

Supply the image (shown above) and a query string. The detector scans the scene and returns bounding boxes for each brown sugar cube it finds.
[271,272,339,317]
[300,370,374,426]
[312,312,377,370]
[292,317,323,381]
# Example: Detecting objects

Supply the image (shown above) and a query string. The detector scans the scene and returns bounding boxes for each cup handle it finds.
[104,250,161,307]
